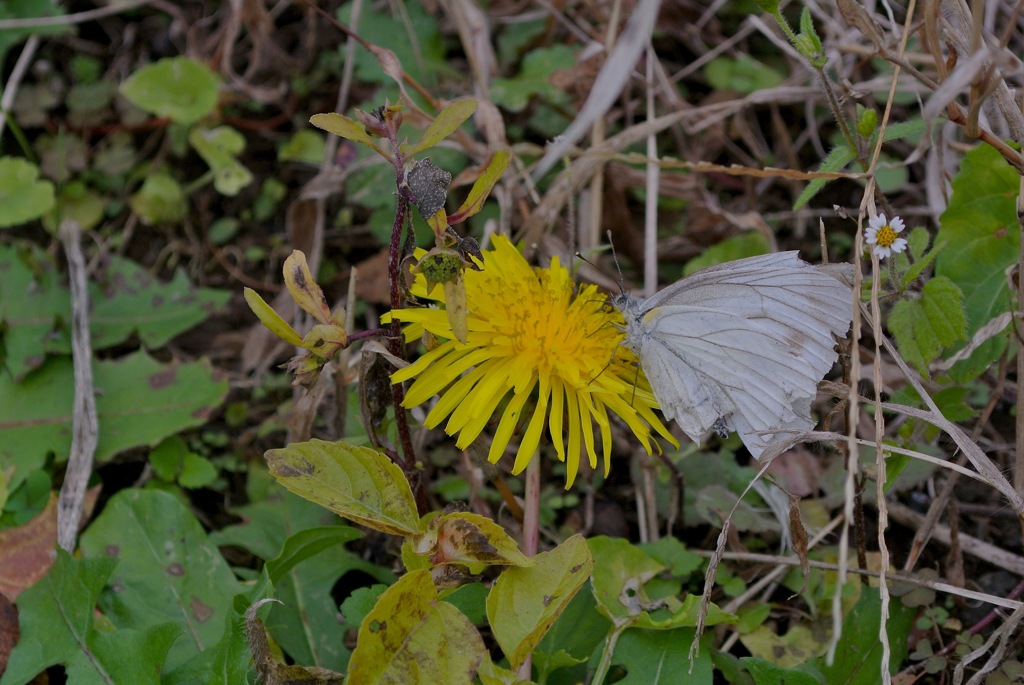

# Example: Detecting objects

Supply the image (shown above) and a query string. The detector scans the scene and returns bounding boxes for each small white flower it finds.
[865,213,908,259]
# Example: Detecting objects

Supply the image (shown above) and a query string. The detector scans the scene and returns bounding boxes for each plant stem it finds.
[385,125,426,513]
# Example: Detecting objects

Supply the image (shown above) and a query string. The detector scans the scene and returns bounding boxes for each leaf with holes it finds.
[346,570,485,685]
[486,535,592,669]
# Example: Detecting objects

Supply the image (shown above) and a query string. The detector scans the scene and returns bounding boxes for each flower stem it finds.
[517,454,542,681]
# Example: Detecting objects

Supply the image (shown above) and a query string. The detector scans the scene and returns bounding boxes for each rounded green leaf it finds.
[486,534,594,669]
[347,570,486,685]
[129,172,186,225]
[120,56,219,124]
[264,439,420,536]
[0,157,55,228]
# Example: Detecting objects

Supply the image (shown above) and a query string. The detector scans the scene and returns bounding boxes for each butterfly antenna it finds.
[606,230,627,297]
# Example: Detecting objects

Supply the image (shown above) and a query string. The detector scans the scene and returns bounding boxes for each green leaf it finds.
[129,172,187,225]
[0,0,67,67]
[410,98,477,154]
[2,549,179,685]
[210,485,392,671]
[589,536,665,622]
[936,143,1019,380]
[188,126,254,196]
[346,569,486,685]
[683,233,771,275]
[486,534,594,668]
[609,628,715,684]
[162,570,275,685]
[742,657,824,685]
[704,55,783,94]
[0,157,56,228]
[42,180,106,232]
[794,145,857,210]
[337,2,449,87]
[491,45,577,113]
[447,150,511,225]
[639,537,703,579]
[78,489,244,672]
[889,276,967,375]
[0,351,229,494]
[900,243,941,288]
[120,56,219,125]
[279,129,326,165]
[0,243,229,379]
[265,439,421,537]
[810,587,915,684]
[265,526,364,582]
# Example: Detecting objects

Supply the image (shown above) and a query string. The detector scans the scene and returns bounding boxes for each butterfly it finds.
[614,252,854,458]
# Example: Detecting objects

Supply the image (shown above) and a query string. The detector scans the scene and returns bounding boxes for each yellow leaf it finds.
[283,251,332,324]
[347,570,486,685]
[265,439,421,537]
[448,150,510,225]
[443,275,468,344]
[309,113,388,157]
[243,287,303,346]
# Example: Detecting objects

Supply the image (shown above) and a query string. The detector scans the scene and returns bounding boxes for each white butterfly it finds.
[615,252,854,458]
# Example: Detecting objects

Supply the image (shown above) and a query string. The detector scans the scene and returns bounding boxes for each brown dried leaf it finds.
[789,496,810,596]
[0,494,58,600]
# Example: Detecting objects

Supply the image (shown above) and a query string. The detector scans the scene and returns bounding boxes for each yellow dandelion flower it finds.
[387,234,676,488]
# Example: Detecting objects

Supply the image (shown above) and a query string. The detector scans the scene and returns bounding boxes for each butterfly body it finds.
[615,252,854,457]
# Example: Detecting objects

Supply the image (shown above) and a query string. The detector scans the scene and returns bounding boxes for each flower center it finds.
[875,225,897,247]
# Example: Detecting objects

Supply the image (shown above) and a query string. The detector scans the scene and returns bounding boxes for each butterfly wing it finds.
[632,252,852,457]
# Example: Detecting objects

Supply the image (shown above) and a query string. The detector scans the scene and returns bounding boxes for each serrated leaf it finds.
[907,225,930,259]
[78,489,244,672]
[936,143,1019,380]
[447,150,511,225]
[265,439,420,536]
[3,548,181,685]
[901,239,944,288]
[794,145,857,210]
[120,56,218,124]
[244,287,303,346]
[346,569,486,685]
[486,534,593,669]
[889,276,967,375]
[410,98,477,154]
[0,351,229,494]
[0,157,55,228]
